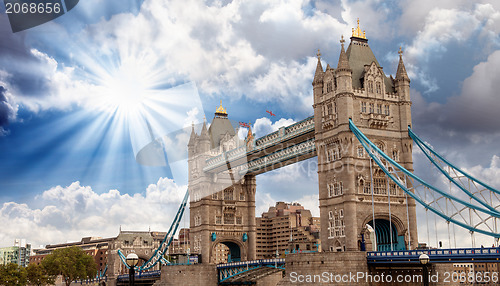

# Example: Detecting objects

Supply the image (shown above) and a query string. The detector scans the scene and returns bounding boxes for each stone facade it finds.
[107,231,166,285]
[188,104,257,263]
[153,264,218,286]
[312,22,418,253]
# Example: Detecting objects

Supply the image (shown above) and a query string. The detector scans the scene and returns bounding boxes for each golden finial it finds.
[398,46,403,58]
[316,49,321,59]
[215,100,227,115]
[352,18,366,39]
[340,35,345,48]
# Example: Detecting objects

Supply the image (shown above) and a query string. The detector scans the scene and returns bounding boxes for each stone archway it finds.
[210,239,244,263]
[366,219,405,251]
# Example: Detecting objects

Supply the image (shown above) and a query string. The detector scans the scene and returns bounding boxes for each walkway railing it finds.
[217,259,285,282]
[204,116,314,172]
[367,247,500,264]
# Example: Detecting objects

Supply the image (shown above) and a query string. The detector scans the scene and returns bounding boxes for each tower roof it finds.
[345,20,394,91]
[200,117,210,141]
[313,49,324,85]
[188,123,197,146]
[215,100,228,118]
[337,35,351,71]
[208,101,236,148]
[395,47,410,82]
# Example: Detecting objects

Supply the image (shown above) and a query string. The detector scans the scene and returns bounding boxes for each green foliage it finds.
[0,263,27,286]
[26,263,54,286]
[41,246,97,286]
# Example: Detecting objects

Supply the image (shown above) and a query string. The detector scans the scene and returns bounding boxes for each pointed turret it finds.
[313,49,324,86]
[188,122,197,147]
[337,35,351,71]
[198,117,211,153]
[246,122,254,150]
[395,47,410,82]
[200,117,209,140]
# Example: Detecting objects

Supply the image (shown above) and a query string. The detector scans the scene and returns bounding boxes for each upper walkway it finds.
[203,116,315,175]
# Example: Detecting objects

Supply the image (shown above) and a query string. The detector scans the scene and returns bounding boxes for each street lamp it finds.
[419,253,430,286]
[126,253,139,286]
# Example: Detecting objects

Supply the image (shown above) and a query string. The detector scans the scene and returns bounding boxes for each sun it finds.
[96,61,153,116]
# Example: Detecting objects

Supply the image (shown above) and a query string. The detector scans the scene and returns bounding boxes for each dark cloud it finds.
[0,14,52,96]
[0,86,11,128]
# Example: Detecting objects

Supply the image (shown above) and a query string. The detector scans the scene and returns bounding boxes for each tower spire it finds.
[337,35,350,70]
[352,18,366,39]
[188,122,197,146]
[313,49,324,85]
[395,47,410,82]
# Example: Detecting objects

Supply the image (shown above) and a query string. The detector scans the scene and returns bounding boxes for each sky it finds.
[0,0,499,250]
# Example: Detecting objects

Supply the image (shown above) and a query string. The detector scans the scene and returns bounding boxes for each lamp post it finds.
[126,253,139,286]
[419,253,430,286]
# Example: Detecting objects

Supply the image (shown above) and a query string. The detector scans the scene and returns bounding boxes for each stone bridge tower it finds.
[188,103,256,263]
[313,21,418,252]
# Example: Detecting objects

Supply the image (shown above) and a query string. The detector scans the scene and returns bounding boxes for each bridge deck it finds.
[368,247,500,264]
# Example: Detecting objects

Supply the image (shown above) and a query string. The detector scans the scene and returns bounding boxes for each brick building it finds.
[256,202,320,259]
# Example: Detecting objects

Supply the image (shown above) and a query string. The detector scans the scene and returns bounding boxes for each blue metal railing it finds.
[367,247,500,264]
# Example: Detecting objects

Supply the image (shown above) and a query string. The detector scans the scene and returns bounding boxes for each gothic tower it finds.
[188,102,257,263]
[313,20,418,252]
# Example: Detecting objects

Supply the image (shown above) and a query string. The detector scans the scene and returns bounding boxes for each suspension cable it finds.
[370,158,377,251]
[404,176,411,250]
[386,174,393,251]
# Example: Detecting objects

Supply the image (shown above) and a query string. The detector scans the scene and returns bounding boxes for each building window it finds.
[224,212,234,224]
[363,182,371,194]
[239,192,245,201]
[212,192,219,200]
[368,81,374,92]
[216,216,222,224]
[384,105,390,115]
[236,216,242,225]
[373,170,386,195]
[194,215,201,226]
[328,221,335,238]
[376,142,384,152]
[328,183,334,197]
[392,150,399,161]
[328,209,345,238]
[361,102,367,113]
[390,184,398,196]
[327,81,333,93]
[357,147,364,157]
[369,103,374,113]
[334,182,343,196]
[327,103,333,115]
[376,82,381,94]
[377,104,382,114]
[223,189,234,201]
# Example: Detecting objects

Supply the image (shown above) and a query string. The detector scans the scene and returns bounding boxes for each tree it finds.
[41,246,97,286]
[26,263,54,286]
[0,263,27,286]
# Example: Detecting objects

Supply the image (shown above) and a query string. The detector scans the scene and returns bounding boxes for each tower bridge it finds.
[110,20,500,286]
[187,19,416,264]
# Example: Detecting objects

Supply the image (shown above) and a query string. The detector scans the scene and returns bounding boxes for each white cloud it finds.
[464,155,500,189]
[253,117,296,138]
[296,194,319,217]
[0,179,186,247]
[3,0,353,121]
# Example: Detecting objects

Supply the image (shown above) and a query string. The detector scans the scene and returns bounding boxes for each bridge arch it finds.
[362,214,407,251]
[210,238,245,263]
